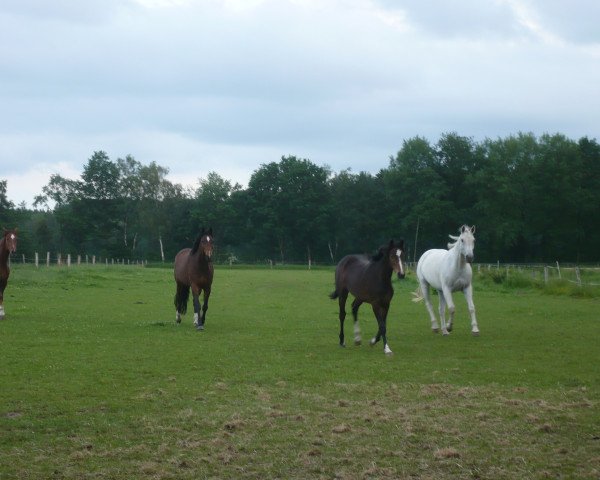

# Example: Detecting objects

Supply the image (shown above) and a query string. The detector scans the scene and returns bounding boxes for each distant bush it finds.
[475,267,599,298]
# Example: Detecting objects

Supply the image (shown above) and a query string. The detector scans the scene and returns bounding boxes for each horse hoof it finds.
[432,328,439,334]
[339,343,346,348]
[369,338,377,346]
[196,325,204,331]
[442,331,450,336]
[354,339,362,346]
[472,330,480,337]
[447,326,453,332]
[385,350,394,356]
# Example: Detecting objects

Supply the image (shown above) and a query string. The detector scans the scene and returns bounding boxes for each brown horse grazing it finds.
[330,239,405,355]
[174,228,214,331]
[0,229,18,320]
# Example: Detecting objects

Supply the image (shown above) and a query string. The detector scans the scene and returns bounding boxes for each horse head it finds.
[449,225,475,263]
[374,239,406,279]
[391,239,406,279]
[198,227,214,259]
[3,229,18,253]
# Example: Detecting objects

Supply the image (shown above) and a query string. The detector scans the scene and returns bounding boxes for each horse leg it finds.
[438,290,449,335]
[441,287,455,336]
[191,285,201,329]
[1,277,8,319]
[369,304,392,354]
[351,298,363,345]
[420,280,439,333]
[463,284,479,336]
[338,290,348,347]
[200,287,211,329]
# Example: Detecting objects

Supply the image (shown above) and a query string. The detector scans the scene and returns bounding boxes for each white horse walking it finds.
[414,225,479,336]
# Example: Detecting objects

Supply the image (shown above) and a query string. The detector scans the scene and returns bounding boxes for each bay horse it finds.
[173,228,214,331]
[413,225,479,336]
[0,228,18,320]
[330,239,405,355]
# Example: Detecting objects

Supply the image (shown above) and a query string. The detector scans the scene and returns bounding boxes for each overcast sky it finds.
[1,0,599,206]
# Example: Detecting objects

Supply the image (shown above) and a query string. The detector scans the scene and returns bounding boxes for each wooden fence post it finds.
[556,261,561,279]
[544,266,549,284]
[575,267,581,286]
[77,255,81,266]
[35,252,39,268]
[46,252,50,267]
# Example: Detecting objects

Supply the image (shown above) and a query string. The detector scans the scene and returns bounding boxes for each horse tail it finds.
[174,283,190,314]
[329,290,339,300]
[411,286,424,303]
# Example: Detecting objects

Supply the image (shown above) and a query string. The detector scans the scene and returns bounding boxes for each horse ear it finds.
[398,239,405,250]
[461,225,466,233]
[208,227,213,236]
[388,239,394,248]
[471,225,476,234]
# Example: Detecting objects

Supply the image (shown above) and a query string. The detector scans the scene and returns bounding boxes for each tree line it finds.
[1,132,599,264]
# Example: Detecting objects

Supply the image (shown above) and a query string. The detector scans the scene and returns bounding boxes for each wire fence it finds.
[7,252,600,287]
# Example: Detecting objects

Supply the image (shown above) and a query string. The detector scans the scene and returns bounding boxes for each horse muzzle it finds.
[397,272,406,280]
[465,254,474,264]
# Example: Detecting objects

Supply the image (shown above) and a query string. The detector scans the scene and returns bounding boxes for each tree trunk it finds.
[159,234,165,263]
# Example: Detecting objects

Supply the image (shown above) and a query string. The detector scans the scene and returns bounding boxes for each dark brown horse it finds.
[330,239,405,354]
[0,228,18,320]
[174,228,214,331]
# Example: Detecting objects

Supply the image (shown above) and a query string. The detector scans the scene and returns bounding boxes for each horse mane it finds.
[191,233,203,255]
[371,248,384,262]
[371,240,395,261]
[447,234,459,250]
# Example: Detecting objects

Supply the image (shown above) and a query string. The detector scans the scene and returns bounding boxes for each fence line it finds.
[7,253,600,286]
[9,252,147,268]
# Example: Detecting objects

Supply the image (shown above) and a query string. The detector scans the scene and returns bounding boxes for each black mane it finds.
[190,233,203,255]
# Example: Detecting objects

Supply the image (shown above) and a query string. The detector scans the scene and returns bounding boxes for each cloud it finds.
[0,0,599,207]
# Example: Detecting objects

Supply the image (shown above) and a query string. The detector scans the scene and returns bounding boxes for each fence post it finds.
[67,254,71,267]
[57,253,62,266]
[77,255,81,266]
[46,252,50,267]
[544,266,549,284]
[92,255,96,265]
[556,261,561,279]
[35,252,39,268]
[575,267,581,286]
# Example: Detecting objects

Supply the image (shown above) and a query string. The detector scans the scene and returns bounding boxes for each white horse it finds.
[413,225,479,336]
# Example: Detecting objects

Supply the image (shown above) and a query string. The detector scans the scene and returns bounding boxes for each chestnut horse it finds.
[330,239,405,355]
[173,228,214,331]
[0,228,18,320]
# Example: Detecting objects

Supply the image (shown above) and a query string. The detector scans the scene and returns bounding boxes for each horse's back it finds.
[335,253,388,302]
[174,248,192,283]
[416,249,448,290]
[417,248,472,292]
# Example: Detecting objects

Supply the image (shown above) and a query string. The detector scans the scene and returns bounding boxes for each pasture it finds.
[0,265,599,479]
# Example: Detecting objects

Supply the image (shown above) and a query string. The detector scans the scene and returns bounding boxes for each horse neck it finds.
[448,243,467,269]
[193,250,211,266]
[0,238,8,265]
[371,255,393,280]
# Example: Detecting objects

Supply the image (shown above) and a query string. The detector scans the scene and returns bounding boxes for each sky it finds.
[1,0,599,207]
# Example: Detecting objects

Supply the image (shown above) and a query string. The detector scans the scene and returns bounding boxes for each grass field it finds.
[0,265,599,479]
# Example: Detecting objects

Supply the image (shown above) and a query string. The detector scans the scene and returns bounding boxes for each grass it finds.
[0,265,599,479]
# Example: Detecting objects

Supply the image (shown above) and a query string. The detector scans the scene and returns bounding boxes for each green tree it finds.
[0,180,15,224]
[382,136,452,260]
[247,156,331,263]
